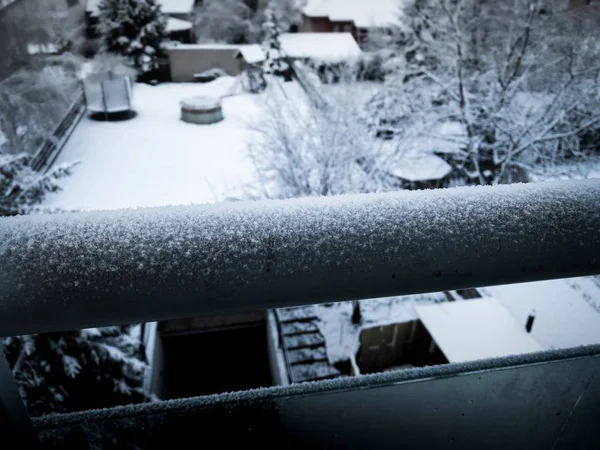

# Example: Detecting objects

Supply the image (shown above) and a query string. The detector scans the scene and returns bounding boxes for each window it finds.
[66,0,78,7]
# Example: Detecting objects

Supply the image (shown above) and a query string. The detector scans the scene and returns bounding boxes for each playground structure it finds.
[82,71,134,119]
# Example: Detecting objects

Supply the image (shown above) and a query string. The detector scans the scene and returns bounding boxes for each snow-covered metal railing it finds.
[0,179,599,339]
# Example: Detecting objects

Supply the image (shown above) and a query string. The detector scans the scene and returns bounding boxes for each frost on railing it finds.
[0,180,599,337]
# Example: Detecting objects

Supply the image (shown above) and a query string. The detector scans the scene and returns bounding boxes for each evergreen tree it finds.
[1,146,150,417]
[97,0,167,74]
[3,326,148,416]
[262,7,291,80]
[0,152,76,216]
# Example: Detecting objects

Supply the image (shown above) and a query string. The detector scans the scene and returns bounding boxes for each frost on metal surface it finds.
[33,343,600,431]
[0,180,599,336]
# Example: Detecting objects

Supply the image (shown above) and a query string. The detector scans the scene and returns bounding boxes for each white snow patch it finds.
[180,96,221,110]
[43,79,268,210]
[529,156,600,183]
[482,277,600,351]
[388,152,452,182]
[303,0,405,28]
[279,33,362,62]
[415,298,543,363]
[27,42,59,55]
[166,17,192,33]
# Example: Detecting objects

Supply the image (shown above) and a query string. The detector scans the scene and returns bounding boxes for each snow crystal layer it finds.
[0,180,598,337]
[33,343,600,429]
[180,96,221,111]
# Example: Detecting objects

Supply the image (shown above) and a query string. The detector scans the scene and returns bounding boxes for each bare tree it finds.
[246,80,396,199]
[393,0,600,184]
[194,0,302,44]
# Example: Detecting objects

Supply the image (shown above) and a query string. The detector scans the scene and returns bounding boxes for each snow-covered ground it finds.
[43,73,600,373]
[482,277,600,351]
[44,77,277,211]
[293,275,600,375]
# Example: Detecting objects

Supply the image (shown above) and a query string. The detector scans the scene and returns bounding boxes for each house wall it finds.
[299,13,378,49]
[568,0,599,8]
[357,321,415,373]
[0,0,86,80]
[167,47,244,82]
[168,11,193,22]
[301,14,333,32]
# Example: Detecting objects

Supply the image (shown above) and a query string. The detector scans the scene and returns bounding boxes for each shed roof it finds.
[415,298,543,363]
[166,17,192,33]
[279,32,362,61]
[484,277,600,351]
[303,0,404,28]
[388,153,452,182]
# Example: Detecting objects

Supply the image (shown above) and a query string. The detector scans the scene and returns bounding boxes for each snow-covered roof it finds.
[415,298,543,363]
[389,153,452,182]
[87,0,195,16]
[236,45,266,64]
[303,0,403,28]
[279,32,362,61]
[166,17,192,33]
[483,277,600,351]
[166,43,265,64]
[180,96,221,111]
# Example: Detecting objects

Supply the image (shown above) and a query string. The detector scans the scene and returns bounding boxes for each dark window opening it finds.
[357,320,448,375]
[163,323,273,399]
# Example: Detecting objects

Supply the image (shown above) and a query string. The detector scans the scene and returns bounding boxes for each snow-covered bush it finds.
[3,326,149,416]
[195,0,257,44]
[0,153,77,216]
[97,0,167,74]
[86,53,137,79]
[194,0,301,44]
[241,66,267,93]
[247,85,395,199]
[304,51,394,84]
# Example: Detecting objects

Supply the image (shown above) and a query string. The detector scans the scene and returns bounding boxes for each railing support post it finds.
[0,346,38,446]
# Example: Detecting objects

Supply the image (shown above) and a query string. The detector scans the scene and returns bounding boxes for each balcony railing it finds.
[1,179,599,447]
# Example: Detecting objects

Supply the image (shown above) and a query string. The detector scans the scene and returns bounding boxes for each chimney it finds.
[525,313,536,333]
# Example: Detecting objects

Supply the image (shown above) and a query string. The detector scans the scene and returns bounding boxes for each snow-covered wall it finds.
[0,180,599,337]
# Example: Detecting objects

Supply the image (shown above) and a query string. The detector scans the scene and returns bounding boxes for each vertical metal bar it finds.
[100,80,109,121]
[0,347,38,447]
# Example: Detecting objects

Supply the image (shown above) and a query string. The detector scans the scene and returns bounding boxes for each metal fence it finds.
[0,179,599,446]
[30,89,85,172]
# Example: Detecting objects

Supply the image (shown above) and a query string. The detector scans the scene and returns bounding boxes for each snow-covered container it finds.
[83,71,134,116]
[180,96,223,124]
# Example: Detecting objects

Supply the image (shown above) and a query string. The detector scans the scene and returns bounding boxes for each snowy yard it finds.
[277,275,600,378]
[43,77,279,211]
